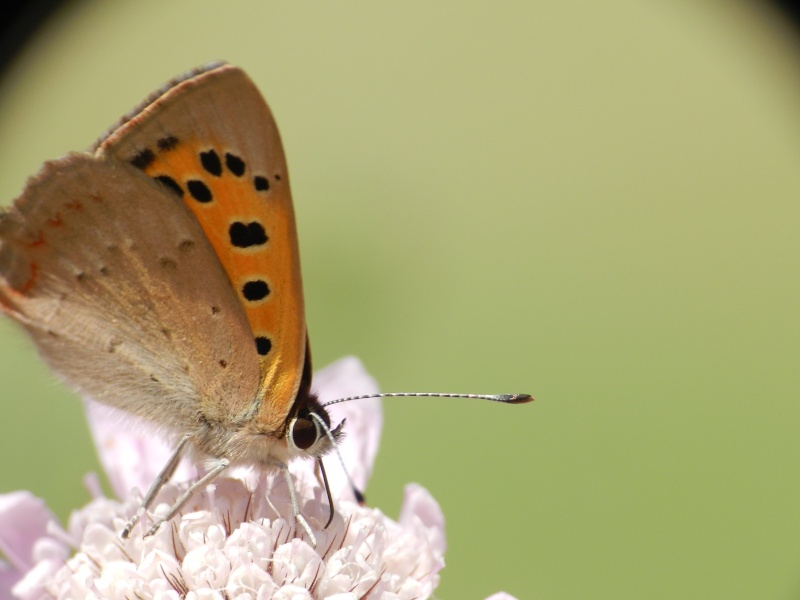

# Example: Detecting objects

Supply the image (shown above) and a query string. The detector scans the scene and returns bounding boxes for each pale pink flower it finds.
[0,357,509,599]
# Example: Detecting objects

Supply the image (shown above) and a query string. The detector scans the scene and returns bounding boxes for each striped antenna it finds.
[322,392,533,408]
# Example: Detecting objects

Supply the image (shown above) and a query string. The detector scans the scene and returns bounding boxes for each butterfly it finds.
[0,62,531,543]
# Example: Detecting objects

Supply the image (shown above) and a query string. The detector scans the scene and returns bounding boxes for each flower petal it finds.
[0,491,56,571]
[398,483,446,556]
[485,594,520,600]
[272,584,313,600]
[0,563,15,600]
[83,400,197,498]
[308,356,382,496]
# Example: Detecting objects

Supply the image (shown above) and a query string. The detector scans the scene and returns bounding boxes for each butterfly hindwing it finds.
[0,153,260,428]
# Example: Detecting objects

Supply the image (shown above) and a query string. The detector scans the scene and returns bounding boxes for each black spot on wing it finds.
[153,175,184,197]
[254,176,269,192]
[200,150,223,176]
[157,136,179,151]
[255,336,272,356]
[242,280,270,301]
[187,180,213,203]
[225,153,246,177]
[130,149,155,170]
[229,221,267,248]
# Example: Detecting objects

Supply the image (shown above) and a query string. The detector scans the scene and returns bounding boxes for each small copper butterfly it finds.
[0,62,532,542]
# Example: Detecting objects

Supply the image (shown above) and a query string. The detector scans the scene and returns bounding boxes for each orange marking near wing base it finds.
[19,262,39,295]
[27,232,45,248]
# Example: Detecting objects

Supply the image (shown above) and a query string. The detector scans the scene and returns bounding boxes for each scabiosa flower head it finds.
[2,358,518,600]
[1,358,447,600]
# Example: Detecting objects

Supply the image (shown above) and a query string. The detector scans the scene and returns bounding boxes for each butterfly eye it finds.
[288,416,321,452]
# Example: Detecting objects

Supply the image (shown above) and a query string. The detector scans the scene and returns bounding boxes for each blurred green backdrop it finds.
[2,1,800,598]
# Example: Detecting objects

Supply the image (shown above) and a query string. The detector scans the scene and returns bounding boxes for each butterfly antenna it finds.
[309,411,366,527]
[310,391,531,527]
[321,392,533,408]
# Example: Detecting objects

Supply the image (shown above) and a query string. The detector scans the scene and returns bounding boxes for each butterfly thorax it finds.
[184,385,336,467]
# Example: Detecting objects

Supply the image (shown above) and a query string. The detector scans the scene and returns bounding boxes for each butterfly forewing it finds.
[96,64,307,435]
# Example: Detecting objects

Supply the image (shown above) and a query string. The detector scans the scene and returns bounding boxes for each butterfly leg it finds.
[142,457,231,538]
[315,458,335,528]
[121,434,190,539]
[275,460,317,548]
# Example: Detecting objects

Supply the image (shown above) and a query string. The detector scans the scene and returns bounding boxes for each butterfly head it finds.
[287,401,344,458]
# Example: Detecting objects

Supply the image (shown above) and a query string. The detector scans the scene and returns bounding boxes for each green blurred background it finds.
[1,1,800,598]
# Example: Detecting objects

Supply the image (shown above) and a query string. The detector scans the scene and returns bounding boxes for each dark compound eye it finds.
[290,417,319,451]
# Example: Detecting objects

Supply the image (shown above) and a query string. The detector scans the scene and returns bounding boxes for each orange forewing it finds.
[97,64,306,434]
